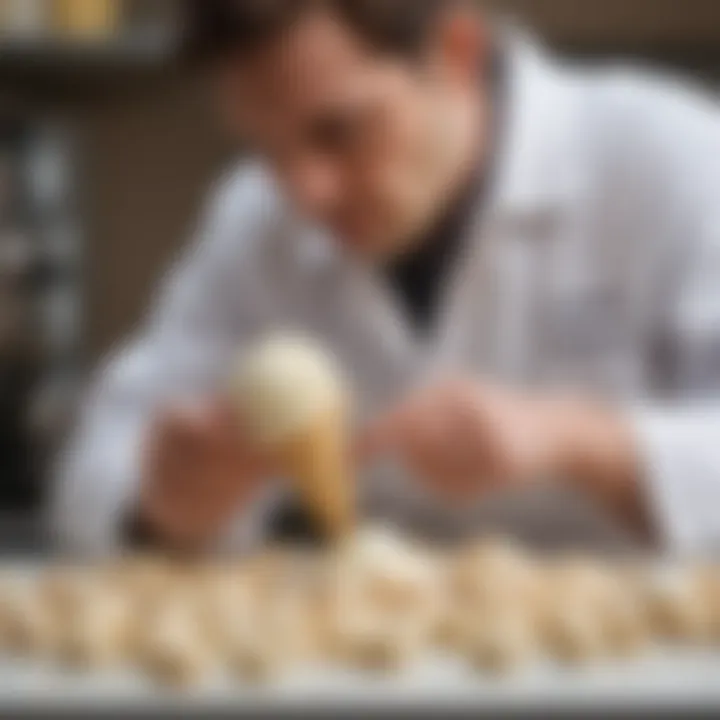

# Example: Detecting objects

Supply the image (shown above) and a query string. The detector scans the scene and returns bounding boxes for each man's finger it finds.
[203,397,281,477]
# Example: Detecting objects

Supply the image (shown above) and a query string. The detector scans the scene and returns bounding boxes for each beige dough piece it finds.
[227,634,286,683]
[637,568,712,643]
[448,537,539,615]
[0,579,59,658]
[37,565,99,618]
[190,568,257,650]
[230,336,355,540]
[323,530,435,672]
[536,560,615,664]
[246,548,326,601]
[698,567,720,641]
[197,555,321,684]
[433,567,465,651]
[54,587,133,670]
[544,557,618,602]
[134,602,213,689]
[434,612,465,652]
[109,556,186,613]
[211,594,274,681]
[332,526,441,619]
[0,576,25,651]
[329,535,447,654]
[324,532,443,673]
[328,607,426,673]
[461,609,538,676]
[545,559,649,657]
[240,549,330,655]
[227,590,317,683]
[602,589,650,657]
[589,569,650,657]
[542,602,608,664]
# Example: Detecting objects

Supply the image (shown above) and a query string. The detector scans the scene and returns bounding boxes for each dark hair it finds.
[181,0,458,65]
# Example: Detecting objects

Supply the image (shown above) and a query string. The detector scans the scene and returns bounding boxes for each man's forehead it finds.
[227,10,382,111]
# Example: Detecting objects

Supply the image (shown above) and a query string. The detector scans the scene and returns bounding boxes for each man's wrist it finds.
[548,397,627,481]
[547,396,652,536]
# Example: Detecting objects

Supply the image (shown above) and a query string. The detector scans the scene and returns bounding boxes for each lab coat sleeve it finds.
[626,83,720,556]
[48,169,278,555]
[633,210,720,555]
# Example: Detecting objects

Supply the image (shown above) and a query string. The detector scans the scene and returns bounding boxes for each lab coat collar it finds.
[294,29,580,275]
[487,28,582,221]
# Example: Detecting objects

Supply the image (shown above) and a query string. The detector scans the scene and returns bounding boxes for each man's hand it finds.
[358,380,649,534]
[137,399,273,551]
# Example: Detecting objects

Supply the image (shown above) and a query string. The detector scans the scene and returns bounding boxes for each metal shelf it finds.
[0,31,174,69]
[0,33,177,101]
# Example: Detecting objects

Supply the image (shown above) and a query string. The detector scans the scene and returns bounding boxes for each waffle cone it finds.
[280,404,355,541]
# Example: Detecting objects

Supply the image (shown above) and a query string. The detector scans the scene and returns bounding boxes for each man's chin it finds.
[334,230,396,262]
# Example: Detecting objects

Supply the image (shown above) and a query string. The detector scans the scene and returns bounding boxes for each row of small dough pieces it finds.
[0,558,718,686]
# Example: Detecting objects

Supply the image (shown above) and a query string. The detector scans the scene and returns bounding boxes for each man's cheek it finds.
[344,174,391,236]
[371,162,414,223]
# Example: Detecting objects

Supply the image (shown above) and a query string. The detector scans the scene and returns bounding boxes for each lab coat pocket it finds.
[532,281,640,395]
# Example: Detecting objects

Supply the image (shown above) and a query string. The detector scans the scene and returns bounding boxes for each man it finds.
[52,0,720,556]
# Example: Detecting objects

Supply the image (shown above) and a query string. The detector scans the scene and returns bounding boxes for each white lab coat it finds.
[51,34,720,557]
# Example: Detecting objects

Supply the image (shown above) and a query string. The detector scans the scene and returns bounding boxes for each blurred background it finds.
[0,0,718,551]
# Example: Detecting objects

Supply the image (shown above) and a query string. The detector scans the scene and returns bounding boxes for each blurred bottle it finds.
[0,228,37,283]
[0,226,45,508]
[0,0,48,39]
[52,0,121,40]
[26,129,71,216]
[0,274,30,360]
[0,153,11,220]
[0,227,43,370]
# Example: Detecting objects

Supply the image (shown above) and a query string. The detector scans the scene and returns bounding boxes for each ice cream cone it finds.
[230,335,358,540]
[280,403,355,541]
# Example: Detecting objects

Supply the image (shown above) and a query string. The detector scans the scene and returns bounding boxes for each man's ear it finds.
[432,4,487,87]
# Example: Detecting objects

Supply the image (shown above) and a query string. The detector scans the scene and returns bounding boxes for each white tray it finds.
[2,563,719,712]
[1,650,720,712]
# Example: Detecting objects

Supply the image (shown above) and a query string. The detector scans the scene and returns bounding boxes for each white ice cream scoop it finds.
[230,335,346,445]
